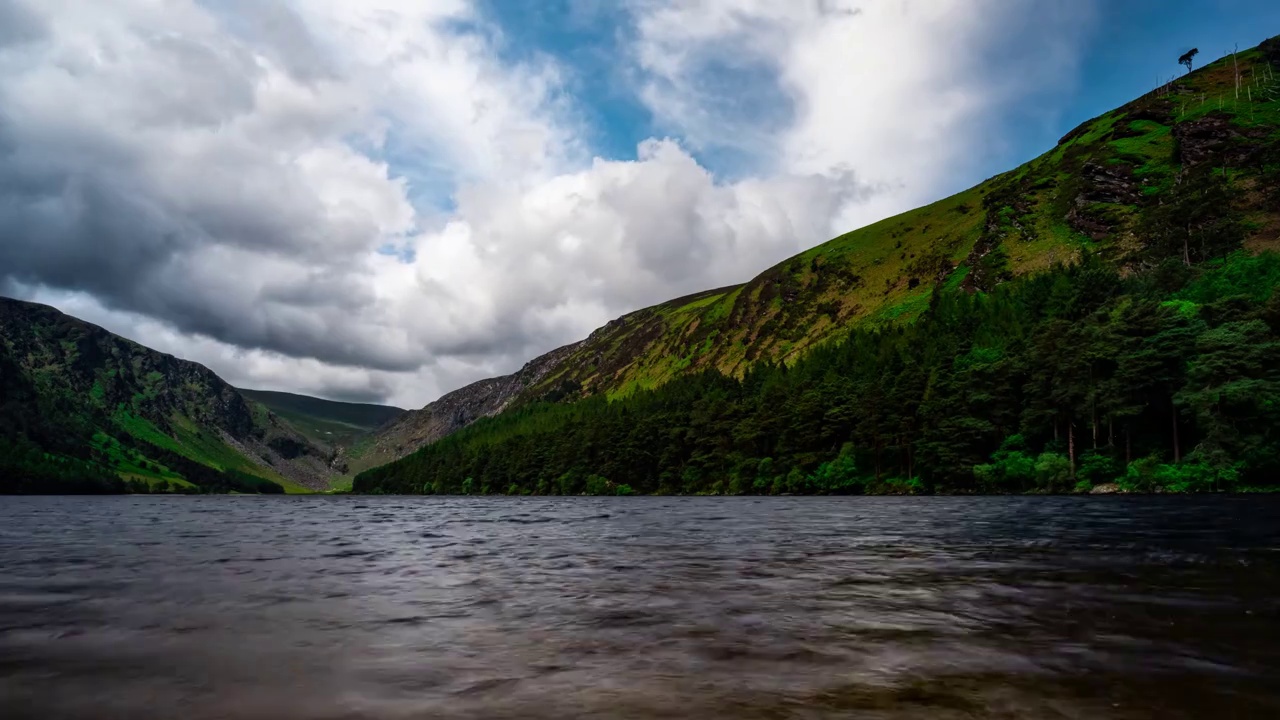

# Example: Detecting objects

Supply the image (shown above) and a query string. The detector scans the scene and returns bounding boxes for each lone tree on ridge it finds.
[1179,47,1199,73]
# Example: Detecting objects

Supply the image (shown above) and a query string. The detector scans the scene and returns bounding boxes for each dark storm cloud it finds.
[0,132,412,371]
[0,0,45,48]
[0,2,422,372]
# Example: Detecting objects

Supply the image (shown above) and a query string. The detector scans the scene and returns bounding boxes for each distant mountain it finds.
[345,342,580,476]
[237,389,404,451]
[357,36,1280,494]
[0,298,338,493]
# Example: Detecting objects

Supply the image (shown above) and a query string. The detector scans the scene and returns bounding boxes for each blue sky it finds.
[5,0,1280,407]
[1063,2,1280,146]
[472,0,1280,195]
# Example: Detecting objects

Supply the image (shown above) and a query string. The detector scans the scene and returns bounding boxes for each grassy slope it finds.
[513,44,1280,403]
[237,389,405,449]
[114,409,312,493]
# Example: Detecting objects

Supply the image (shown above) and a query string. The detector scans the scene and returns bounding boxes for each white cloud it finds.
[630,0,1096,227]
[398,138,870,360]
[0,0,1097,408]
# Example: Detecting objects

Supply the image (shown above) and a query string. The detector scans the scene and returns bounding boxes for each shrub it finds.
[1119,456,1161,492]
[584,474,611,496]
[1077,450,1120,486]
[1119,457,1236,493]
[1033,452,1073,493]
[785,467,808,494]
[973,435,1036,492]
[810,454,865,494]
[557,471,581,495]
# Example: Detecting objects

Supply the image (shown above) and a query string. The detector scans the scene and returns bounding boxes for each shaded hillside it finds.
[0,298,337,493]
[365,37,1280,468]
[237,389,404,450]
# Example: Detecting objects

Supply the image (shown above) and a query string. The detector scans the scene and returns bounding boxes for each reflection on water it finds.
[0,496,1277,719]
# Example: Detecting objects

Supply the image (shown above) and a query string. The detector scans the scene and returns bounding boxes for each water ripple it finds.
[0,495,1277,719]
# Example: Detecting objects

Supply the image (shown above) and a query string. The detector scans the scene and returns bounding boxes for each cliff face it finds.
[0,297,336,490]
[349,340,584,474]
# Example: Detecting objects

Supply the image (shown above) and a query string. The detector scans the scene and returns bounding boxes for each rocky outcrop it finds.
[1075,162,1141,205]
[354,340,584,470]
[225,424,337,491]
[1174,112,1268,168]
[1065,162,1141,240]
[1175,113,1238,166]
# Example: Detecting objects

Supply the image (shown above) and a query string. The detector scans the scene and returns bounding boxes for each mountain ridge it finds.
[359,36,1280,472]
[0,297,338,493]
[237,388,405,455]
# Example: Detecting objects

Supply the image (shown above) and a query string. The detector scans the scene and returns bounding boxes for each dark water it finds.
[1,497,1278,719]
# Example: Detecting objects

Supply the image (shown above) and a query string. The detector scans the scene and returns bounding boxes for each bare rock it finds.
[1173,112,1267,168]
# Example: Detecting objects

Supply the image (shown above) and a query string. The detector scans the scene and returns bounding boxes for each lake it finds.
[1,496,1277,719]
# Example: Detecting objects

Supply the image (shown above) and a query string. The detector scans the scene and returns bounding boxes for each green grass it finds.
[238,389,404,448]
[261,408,376,448]
[91,431,194,487]
[111,409,311,492]
[941,265,970,292]
[871,288,932,324]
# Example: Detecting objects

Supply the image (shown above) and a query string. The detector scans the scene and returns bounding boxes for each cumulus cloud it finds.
[630,0,1096,226]
[0,0,1096,408]
[400,138,871,359]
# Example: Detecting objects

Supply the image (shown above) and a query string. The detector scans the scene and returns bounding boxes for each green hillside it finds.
[0,299,333,494]
[237,389,404,449]
[499,39,1280,405]
[357,37,1280,495]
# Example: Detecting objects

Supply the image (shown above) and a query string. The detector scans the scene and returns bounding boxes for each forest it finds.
[0,432,285,495]
[356,250,1280,496]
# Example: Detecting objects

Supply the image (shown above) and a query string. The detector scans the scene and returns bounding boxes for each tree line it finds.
[356,251,1280,496]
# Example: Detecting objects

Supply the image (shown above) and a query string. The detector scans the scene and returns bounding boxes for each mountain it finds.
[356,37,1280,494]
[236,389,404,451]
[344,341,582,475]
[0,298,338,493]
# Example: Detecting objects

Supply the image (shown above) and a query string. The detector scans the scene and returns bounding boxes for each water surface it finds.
[1,496,1277,719]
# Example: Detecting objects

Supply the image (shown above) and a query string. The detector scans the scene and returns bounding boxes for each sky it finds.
[1,1,1278,409]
